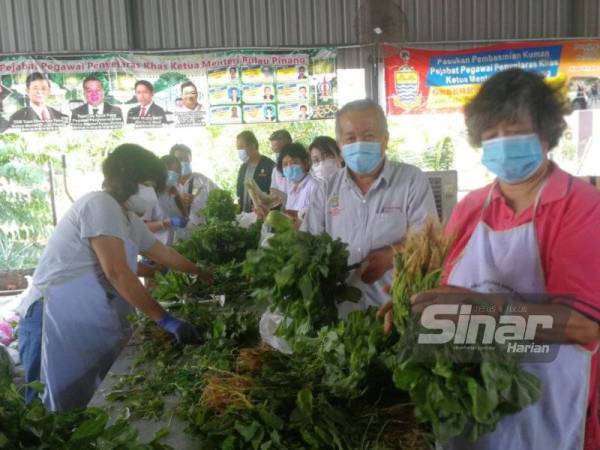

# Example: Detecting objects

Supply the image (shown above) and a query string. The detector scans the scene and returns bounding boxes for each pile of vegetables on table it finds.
[2,190,541,449]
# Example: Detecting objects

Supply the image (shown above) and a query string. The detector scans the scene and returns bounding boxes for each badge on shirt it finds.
[257,168,267,178]
[328,194,342,216]
[328,194,339,208]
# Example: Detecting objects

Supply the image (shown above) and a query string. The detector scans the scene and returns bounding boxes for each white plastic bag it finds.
[236,211,257,229]
[259,311,292,354]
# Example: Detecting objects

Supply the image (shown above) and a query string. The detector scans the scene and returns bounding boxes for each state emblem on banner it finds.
[393,50,421,111]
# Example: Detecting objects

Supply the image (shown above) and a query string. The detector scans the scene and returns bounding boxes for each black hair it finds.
[237,130,258,149]
[169,143,192,158]
[309,136,341,159]
[82,75,103,90]
[464,68,569,149]
[277,142,309,173]
[26,72,50,89]
[160,154,181,172]
[180,81,197,92]
[102,144,166,203]
[134,80,154,92]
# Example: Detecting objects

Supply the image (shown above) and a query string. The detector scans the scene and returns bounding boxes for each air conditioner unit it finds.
[425,170,457,223]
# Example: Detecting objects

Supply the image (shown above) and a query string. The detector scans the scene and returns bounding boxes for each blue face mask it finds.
[283,164,306,183]
[342,142,383,175]
[180,161,192,176]
[482,134,545,184]
[166,170,179,187]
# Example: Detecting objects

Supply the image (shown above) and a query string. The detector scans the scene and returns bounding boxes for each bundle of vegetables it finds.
[202,189,238,225]
[153,261,250,303]
[174,189,261,266]
[174,221,262,266]
[0,356,170,449]
[196,342,427,450]
[243,211,361,343]
[389,219,541,443]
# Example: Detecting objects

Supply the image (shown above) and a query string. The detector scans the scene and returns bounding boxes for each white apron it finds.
[443,181,592,450]
[39,238,138,411]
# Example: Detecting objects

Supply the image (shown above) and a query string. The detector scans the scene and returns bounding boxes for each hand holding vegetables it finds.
[360,246,395,284]
[156,313,201,345]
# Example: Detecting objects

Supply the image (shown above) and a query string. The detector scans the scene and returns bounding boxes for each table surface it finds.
[89,337,201,449]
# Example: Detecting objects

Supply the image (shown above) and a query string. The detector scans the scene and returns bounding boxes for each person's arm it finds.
[142,240,213,284]
[360,241,403,284]
[90,236,166,321]
[145,218,170,233]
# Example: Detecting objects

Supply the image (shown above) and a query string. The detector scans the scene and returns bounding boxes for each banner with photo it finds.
[384,39,600,115]
[0,48,337,133]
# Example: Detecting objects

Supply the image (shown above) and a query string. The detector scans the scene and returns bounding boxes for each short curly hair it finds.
[464,68,569,149]
[102,144,166,203]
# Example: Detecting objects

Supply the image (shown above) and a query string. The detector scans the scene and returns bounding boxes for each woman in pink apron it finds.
[381,69,600,449]
[18,144,212,411]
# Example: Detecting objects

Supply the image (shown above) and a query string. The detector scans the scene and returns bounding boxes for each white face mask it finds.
[238,149,250,163]
[124,184,157,215]
[311,159,338,180]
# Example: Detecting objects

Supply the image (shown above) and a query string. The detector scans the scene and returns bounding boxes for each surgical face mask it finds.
[311,159,338,180]
[124,184,157,215]
[166,170,179,187]
[180,161,192,176]
[283,164,306,183]
[238,149,249,163]
[481,134,545,184]
[342,142,383,175]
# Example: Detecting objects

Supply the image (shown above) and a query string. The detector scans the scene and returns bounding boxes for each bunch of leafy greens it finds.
[243,212,361,343]
[0,356,171,449]
[202,189,238,225]
[390,220,541,442]
[174,189,261,266]
[174,221,261,266]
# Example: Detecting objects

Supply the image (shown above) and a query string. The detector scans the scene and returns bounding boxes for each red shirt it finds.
[442,164,600,449]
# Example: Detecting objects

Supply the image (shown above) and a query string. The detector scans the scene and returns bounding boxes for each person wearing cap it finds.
[301,99,437,317]
[169,144,219,241]
[269,129,293,204]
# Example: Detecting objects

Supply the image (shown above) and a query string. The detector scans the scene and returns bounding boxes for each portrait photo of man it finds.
[126,80,167,124]
[9,72,67,124]
[297,66,308,80]
[263,86,275,101]
[175,81,203,112]
[71,75,123,121]
[298,104,309,120]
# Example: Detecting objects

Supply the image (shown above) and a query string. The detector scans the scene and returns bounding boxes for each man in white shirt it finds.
[269,129,293,204]
[301,99,437,316]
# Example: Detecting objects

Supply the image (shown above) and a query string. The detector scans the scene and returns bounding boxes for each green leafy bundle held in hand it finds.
[389,220,541,443]
[243,211,361,342]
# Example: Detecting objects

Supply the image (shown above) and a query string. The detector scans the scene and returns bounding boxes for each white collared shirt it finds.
[301,159,437,311]
[285,173,319,212]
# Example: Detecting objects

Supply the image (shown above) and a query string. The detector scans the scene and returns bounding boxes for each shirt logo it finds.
[328,194,339,208]
[329,207,343,217]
